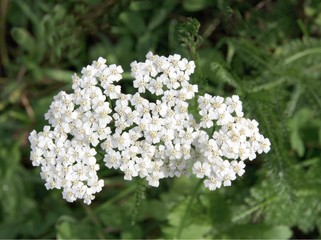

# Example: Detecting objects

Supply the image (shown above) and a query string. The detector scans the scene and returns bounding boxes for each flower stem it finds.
[81,203,105,239]
[176,179,203,239]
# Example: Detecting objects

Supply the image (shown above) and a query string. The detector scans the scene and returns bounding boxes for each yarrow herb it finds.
[29,52,271,204]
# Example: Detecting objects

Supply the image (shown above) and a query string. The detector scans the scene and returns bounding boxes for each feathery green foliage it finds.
[1,0,321,238]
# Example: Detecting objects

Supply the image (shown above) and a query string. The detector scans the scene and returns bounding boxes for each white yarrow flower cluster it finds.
[103,53,198,187]
[29,52,270,204]
[29,57,122,204]
[194,94,271,190]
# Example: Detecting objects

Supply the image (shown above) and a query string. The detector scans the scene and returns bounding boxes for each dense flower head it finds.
[29,52,271,204]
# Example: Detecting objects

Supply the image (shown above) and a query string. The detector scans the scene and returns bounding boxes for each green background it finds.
[1,0,321,238]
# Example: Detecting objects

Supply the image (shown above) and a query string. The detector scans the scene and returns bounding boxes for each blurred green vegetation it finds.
[1,0,321,238]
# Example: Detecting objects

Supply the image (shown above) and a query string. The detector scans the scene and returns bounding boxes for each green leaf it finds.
[163,222,211,239]
[284,48,321,65]
[288,108,314,156]
[42,68,73,83]
[56,216,76,239]
[290,131,305,157]
[11,28,35,53]
[119,11,146,37]
[98,204,125,227]
[210,62,240,88]
[121,225,142,239]
[167,202,185,227]
[144,200,168,220]
[207,192,231,227]
[147,0,176,31]
[226,224,292,239]
[179,224,211,239]
[136,32,158,58]
[148,8,168,30]
[130,1,155,11]
[183,0,212,12]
